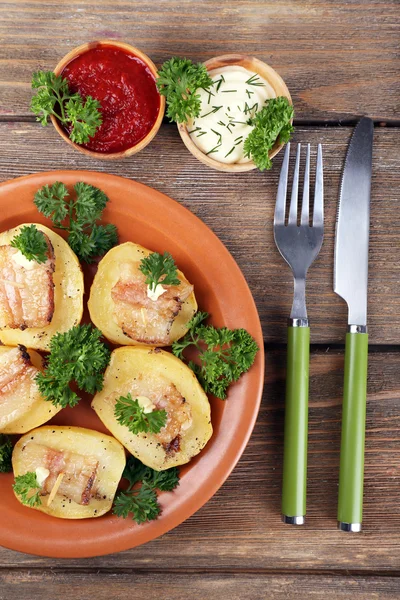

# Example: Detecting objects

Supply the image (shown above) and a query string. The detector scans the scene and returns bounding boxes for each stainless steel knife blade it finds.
[334,117,374,325]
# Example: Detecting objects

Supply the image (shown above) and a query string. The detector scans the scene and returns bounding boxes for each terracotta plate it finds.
[0,171,264,558]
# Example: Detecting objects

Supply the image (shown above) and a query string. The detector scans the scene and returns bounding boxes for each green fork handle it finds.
[282,324,310,523]
[338,329,369,531]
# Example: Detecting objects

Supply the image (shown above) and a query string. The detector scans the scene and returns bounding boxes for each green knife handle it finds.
[338,329,369,531]
[282,324,310,522]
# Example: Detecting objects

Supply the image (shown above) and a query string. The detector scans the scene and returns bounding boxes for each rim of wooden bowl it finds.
[177,54,293,173]
[50,40,165,160]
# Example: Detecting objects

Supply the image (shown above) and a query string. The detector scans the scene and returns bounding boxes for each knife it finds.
[334,117,374,532]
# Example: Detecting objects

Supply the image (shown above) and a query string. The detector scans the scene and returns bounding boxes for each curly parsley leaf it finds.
[13,472,42,507]
[31,70,102,144]
[33,181,69,225]
[88,223,118,255]
[113,482,160,523]
[30,87,58,126]
[243,96,294,171]
[145,466,180,492]
[0,434,12,473]
[67,223,118,262]
[113,456,179,524]
[122,456,180,492]
[34,181,118,263]
[122,455,151,488]
[73,182,109,224]
[171,311,209,359]
[36,324,111,408]
[32,70,70,96]
[139,251,180,292]
[172,312,258,399]
[66,96,102,145]
[10,225,49,264]
[157,57,213,123]
[114,393,167,435]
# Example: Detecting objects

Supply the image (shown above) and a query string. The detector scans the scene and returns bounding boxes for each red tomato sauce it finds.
[61,46,161,153]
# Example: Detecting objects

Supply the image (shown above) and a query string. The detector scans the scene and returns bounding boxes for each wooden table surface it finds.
[0,1,399,598]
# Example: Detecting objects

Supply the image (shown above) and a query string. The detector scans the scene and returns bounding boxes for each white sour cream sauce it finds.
[35,467,50,486]
[146,283,166,301]
[187,66,276,164]
[12,250,37,270]
[137,396,156,413]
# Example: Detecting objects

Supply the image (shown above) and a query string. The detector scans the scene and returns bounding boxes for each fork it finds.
[274,142,324,525]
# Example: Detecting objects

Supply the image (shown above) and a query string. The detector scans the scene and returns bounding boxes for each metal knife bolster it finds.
[348,324,367,334]
[288,317,309,328]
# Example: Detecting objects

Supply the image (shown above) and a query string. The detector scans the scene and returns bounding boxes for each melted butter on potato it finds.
[92,347,213,471]
[12,426,126,519]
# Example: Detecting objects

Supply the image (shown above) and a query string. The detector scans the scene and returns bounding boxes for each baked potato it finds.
[88,242,197,346]
[12,426,126,519]
[0,345,61,434]
[92,346,213,470]
[0,223,84,350]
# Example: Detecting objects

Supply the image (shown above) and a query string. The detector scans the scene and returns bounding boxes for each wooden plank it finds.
[0,0,398,121]
[1,350,400,570]
[0,123,398,344]
[1,571,400,600]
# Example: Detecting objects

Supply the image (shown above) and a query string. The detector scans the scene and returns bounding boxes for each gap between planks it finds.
[0,115,400,127]
[1,566,400,578]
[265,343,400,353]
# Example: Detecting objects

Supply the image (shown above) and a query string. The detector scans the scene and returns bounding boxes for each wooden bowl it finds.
[178,54,292,173]
[51,40,165,160]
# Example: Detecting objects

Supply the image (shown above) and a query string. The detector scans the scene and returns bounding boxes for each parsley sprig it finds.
[113,456,179,524]
[10,225,49,264]
[244,96,294,171]
[114,393,167,435]
[13,472,42,507]
[34,181,118,263]
[31,70,102,145]
[157,57,213,123]
[36,324,111,408]
[114,482,159,523]
[139,252,180,292]
[0,434,12,473]
[172,312,258,399]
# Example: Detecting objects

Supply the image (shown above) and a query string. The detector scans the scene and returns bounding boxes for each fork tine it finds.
[274,143,290,225]
[313,144,324,227]
[288,144,301,225]
[300,144,310,226]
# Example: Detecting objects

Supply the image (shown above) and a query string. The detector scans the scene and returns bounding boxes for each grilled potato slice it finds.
[12,426,126,519]
[92,346,213,471]
[0,224,84,350]
[88,242,197,346]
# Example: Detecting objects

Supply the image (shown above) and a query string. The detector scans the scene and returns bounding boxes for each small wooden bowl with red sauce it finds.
[51,40,165,160]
